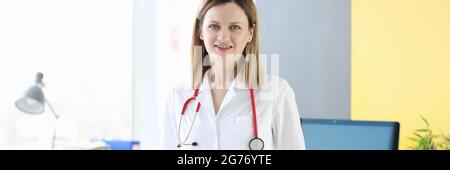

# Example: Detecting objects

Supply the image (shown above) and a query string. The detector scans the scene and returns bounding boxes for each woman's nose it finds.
[217,29,230,42]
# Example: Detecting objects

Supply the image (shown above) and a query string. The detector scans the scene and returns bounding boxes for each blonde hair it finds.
[191,0,264,89]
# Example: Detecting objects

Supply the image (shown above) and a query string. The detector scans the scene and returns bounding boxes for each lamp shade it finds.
[15,85,45,114]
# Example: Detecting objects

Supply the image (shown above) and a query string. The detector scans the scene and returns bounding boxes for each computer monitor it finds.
[301,119,400,150]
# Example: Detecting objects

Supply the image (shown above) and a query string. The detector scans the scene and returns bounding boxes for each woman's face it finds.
[200,3,254,59]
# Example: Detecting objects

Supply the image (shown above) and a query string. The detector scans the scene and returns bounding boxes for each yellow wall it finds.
[351,0,450,149]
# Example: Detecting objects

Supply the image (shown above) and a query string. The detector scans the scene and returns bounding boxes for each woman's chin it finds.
[208,51,244,61]
[209,52,229,57]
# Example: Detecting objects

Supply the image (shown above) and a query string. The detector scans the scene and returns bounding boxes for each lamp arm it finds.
[45,99,59,150]
[45,99,59,119]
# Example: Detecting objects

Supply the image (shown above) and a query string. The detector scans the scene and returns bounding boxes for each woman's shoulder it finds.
[172,81,191,90]
[168,81,195,98]
[263,75,293,91]
[261,74,296,99]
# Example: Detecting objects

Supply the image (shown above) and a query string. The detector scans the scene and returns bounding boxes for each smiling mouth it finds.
[214,45,233,53]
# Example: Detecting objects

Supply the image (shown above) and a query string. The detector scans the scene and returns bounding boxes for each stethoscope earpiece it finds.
[177,142,198,148]
[192,142,198,146]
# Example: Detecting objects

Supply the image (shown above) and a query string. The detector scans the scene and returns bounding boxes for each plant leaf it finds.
[415,129,430,132]
[413,132,423,138]
[420,115,430,127]
[408,137,420,142]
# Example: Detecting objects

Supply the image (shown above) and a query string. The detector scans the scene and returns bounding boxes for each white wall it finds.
[133,0,201,149]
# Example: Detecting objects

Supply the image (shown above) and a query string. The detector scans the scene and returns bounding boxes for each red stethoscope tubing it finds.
[249,89,258,138]
[181,89,201,115]
[180,88,258,138]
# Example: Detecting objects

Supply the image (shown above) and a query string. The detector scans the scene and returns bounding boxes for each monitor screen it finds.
[301,119,400,150]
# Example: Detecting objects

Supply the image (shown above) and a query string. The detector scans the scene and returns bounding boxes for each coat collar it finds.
[197,65,269,93]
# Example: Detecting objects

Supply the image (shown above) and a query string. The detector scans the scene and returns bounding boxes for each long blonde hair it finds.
[191,0,264,89]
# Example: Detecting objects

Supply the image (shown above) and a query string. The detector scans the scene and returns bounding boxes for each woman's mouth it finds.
[214,45,233,53]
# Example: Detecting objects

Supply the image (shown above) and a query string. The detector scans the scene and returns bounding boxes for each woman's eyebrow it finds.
[207,20,242,25]
[229,22,243,25]
[208,20,220,24]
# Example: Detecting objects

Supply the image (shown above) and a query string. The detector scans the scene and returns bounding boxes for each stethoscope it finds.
[177,88,264,150]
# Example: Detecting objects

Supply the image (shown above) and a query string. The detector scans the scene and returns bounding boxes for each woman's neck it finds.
[209,64,236,90]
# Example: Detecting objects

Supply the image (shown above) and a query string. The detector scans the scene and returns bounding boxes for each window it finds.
[0,0,133,149]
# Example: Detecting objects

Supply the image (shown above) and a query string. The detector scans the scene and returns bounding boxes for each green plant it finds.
[439,134,450,150]
[408,115,449,150]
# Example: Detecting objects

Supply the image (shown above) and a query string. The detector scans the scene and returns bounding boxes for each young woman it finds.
[163,0,305,150]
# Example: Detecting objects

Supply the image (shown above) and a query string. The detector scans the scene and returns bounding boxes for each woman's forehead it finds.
[203,3,249,25]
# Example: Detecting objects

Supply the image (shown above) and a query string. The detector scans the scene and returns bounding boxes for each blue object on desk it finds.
[301,119,400,150]
[103,140,140,150]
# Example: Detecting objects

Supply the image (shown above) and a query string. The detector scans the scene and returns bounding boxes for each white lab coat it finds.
[162,69,305,150]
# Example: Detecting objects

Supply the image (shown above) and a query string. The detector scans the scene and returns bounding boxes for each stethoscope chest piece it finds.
[249,137,264,150]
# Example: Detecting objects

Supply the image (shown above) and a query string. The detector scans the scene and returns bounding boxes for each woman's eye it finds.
[231,25,241,31]
[209,25,220,30]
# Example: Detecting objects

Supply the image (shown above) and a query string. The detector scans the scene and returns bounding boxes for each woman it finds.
[163,0,305,150]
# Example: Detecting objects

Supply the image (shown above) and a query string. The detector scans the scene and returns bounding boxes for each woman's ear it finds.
[248,27,255,42]
[248,24,255,42]
[200,32,204,40]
